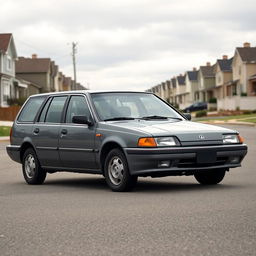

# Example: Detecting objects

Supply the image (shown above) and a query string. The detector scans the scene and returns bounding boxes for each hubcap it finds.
[108,156,124,185]
[25,154,36,179]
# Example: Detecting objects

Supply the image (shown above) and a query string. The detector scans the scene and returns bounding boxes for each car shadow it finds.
[41,176,244,193]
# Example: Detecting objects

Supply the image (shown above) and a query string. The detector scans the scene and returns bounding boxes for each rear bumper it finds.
[6,145,21,163]
[124,144,248,176]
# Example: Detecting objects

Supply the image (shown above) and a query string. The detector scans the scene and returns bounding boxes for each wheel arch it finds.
[20,141,37,162]
[100,141,125,174]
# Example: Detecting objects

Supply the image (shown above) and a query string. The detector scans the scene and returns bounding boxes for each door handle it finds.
[61,129,68,135]
[34,128,40,134]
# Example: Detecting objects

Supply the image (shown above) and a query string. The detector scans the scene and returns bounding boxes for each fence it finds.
[0,106,21,121]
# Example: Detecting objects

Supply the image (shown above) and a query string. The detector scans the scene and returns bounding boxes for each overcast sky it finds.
[1,0,256,90]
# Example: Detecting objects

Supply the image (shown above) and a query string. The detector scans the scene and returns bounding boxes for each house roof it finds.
[236,47,256,62]
[16,57,51,73]
[177,75,185,85]
[0,33,12,53]
[200,65,215,77]
[187,71,198,81]
[171,78,176,88]
[15,76,42,89]
[217,58,233,72]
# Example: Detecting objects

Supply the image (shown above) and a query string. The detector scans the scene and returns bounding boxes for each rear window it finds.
[18,97,45,122]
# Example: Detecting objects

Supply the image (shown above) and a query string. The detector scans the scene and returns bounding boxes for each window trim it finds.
[43,96,69,124]
[63,94,95,125]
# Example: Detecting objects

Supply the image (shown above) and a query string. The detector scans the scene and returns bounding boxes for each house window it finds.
[2,80,10,104]
[7,56,12,70]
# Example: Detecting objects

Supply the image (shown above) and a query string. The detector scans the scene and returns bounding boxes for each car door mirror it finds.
[72,115,93,126]
[183,113,191,120]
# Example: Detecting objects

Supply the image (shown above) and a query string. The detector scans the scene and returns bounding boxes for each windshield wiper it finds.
[141,115,183,121]
[104,117,135,121]
[142,115,168,120]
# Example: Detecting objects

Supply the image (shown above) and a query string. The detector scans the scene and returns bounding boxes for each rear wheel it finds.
[22,148,46,185]
[104,149,137,192]
[194,169,226,185]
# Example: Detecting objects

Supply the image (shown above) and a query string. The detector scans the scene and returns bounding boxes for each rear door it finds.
[58,95,96,169]
[33,96,68,167]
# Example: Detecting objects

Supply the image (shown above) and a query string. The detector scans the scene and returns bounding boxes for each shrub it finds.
[208,98,217,104]
[241,92,247,97]
[7,97,27,106]
[243,110,253,114]
[195,110,207,118]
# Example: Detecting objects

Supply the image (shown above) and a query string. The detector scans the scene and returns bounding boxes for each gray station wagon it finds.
[6,91,247,191]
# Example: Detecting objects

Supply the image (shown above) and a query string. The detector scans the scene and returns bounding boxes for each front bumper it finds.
[124,144,247,176]
[6,145,21,163]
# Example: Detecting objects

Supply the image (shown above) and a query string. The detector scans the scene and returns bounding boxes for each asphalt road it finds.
[0,125,255,256]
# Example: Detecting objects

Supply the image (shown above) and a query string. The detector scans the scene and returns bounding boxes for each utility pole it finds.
[71,42,77,90]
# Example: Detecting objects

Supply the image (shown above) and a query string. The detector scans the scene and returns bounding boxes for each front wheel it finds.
[194,169,226,185]
[22,148,46,185]
[104,149,137,192]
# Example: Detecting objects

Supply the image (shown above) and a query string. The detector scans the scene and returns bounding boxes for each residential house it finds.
[217,42,256,110]
[62,76,72,91]
[214,55,233,100]
[14,76,41,99]
[184,68,199,106]
[232,42,256,96]
[175,74,187,109]
[197,62,216,102]
[169,77,177,105]
[0,33,18,107]
[16,54,58,93]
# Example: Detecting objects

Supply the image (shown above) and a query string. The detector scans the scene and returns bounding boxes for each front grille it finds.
[177,157,228,168]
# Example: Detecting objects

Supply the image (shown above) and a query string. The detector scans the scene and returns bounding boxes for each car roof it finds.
[29,90,152,98]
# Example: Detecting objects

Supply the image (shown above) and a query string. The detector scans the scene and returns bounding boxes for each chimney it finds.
[222,55,228,60]
[206,62,211,66]
[243,42,250,48]
[32,54,37,59]
[193,67,197,71]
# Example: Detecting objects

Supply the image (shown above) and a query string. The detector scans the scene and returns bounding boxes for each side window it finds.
[18,97,45,122]
[38,98,52,122]
[45,96,67,123]
[66,96,91,123]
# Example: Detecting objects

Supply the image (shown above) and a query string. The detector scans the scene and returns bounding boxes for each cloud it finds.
[1,0,256,90]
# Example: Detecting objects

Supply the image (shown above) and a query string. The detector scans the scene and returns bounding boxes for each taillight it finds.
[10,127,13,144]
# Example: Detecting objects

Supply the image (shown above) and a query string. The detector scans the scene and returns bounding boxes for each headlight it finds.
[155,137,180,147]
[138,137,180,147]
[222,134,243,144]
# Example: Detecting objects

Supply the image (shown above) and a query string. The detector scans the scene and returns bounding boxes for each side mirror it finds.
[72,115,93,126]
[183,113,191,121]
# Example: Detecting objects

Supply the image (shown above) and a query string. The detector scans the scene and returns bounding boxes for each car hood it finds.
[107,120,236,144]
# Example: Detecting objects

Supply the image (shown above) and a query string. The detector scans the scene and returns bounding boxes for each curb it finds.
[0,136,10,142]
[199,121,256,127]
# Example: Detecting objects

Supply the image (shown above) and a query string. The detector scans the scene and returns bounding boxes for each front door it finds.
[58,95,96,169]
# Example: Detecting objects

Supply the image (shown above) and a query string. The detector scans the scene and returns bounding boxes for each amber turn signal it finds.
[138,137,157,147]
[238,135,244,143]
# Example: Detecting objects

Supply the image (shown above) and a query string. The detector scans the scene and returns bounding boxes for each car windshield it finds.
[91,92,183,121]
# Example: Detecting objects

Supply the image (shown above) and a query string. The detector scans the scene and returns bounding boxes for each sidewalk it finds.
[198,119,256,127]
[0,121,13,127]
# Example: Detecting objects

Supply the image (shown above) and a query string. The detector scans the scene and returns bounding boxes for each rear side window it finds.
[18,97,45,122]
[45,96,67,123]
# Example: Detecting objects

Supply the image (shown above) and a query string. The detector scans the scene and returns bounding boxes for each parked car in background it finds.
[6,91,247,192]
[184,102,208,113]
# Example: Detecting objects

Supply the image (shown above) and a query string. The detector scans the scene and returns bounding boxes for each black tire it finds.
[22,148,46,185]
[194,169,226,185]
[104,148,137,192]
